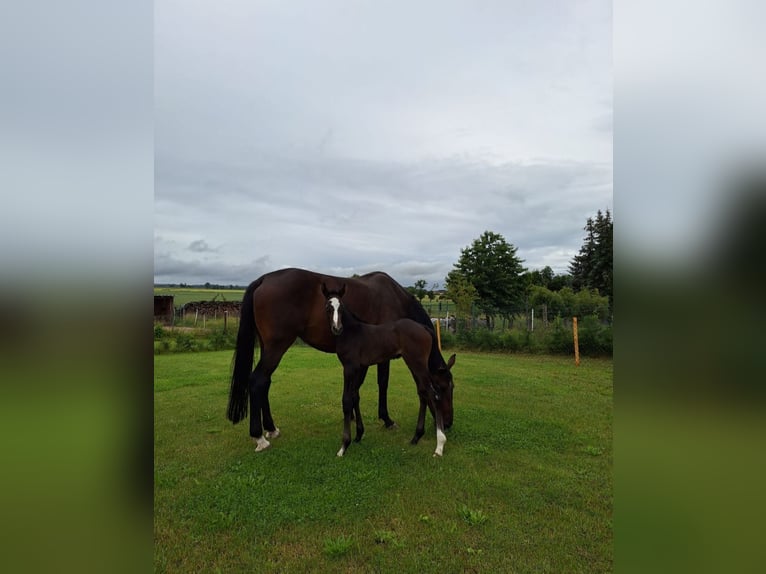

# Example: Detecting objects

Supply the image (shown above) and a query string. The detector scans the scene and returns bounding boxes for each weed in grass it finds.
[584,445,604,456]
[459,504,489,526]
[373,529,401,547]
[323,535,355,557]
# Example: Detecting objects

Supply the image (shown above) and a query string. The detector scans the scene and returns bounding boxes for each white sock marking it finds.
[434,428,447,457]
[337,446,346,457]
[265,428,280,439]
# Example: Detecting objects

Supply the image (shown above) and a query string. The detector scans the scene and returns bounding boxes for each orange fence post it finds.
[573,316,580,366]
[434,317,442,352]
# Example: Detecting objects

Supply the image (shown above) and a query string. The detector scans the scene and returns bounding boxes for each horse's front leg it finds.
[353,381,364,443]
[376,361,397,428]
[337,367,357,457]
[410,390,428,445]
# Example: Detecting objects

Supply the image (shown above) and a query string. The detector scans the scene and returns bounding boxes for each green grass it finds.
[155,347,612,573]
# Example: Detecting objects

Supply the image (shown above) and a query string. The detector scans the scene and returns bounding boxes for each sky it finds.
[154,0,613,287]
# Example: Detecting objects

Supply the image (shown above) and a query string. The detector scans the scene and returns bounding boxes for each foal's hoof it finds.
[433,451,443,458]
[384,420,398,429]
[265,428,281,439]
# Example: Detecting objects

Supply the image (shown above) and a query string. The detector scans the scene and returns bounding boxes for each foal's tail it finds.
[227,278,262,424]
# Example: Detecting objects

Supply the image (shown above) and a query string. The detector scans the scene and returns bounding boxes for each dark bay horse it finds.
[227,268,448,452]
[322,284,456,457]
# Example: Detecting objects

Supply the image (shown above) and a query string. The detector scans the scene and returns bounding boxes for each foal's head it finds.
[321,283,346,335]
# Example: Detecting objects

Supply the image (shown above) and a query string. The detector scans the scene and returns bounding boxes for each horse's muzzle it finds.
[331,325,343,336]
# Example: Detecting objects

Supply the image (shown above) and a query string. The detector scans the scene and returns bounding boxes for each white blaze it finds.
[329,297,341,331]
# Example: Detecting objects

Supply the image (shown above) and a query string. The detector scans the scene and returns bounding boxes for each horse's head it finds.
[321,282,346,336]
[430,353,456,429]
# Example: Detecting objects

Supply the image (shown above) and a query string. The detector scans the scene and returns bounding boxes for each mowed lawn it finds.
[155,347,612,573]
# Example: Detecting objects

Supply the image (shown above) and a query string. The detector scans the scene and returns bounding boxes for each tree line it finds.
[408,209,613,329]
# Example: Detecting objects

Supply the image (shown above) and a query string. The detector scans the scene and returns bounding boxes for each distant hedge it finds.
[154,315,611,357]
[439,315,611,357]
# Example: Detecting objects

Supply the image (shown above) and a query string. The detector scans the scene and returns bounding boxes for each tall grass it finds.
[155,348,612,572]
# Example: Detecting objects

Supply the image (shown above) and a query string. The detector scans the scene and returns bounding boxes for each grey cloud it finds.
[188,239,217,253]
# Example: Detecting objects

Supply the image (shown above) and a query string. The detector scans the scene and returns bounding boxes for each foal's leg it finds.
[410,390,428,445]
[349,365,368,423]
[337,366,358,457]
[433,409,447,457]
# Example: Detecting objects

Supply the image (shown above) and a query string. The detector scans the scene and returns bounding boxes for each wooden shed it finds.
[154,295,174,324]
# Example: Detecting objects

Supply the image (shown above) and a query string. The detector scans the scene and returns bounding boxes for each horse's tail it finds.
[227,278,262,424]
[404,293,444,372]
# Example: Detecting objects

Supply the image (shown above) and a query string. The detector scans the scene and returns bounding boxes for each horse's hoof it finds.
[265,428,281,439]
[253,436,271,452]
[384,420,398,429]
[336,448,346,457]
[433,451,443,457]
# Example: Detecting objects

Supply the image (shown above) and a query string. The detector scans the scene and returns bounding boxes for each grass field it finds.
[154,348,612,573]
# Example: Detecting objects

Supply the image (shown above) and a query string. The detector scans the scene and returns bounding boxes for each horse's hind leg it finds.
[376,361,397,428]
[250,342,291,452]
[248,370,269,451]
[261,385,281,440]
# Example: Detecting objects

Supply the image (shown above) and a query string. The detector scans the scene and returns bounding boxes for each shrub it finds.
[208,329,235,351]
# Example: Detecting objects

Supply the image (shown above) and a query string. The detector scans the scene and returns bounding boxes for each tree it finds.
[408,279,428,301]
[446,231,527,328]
[569,209,613,311]
[523,266,572,292]
[444,271,478,332]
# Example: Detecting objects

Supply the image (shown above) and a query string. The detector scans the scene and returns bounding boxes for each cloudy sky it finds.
[154,0,612,287]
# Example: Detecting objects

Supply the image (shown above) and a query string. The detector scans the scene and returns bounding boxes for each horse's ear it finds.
[446,354,456,370]
[339,283,346,298]
[321,282,330,298]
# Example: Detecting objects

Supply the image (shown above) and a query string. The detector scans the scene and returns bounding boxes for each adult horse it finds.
[322,283,456,457]
[226,267,449,451]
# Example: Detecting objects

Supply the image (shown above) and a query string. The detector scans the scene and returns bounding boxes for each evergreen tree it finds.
[569,209,613,311]
[446,231,527,327]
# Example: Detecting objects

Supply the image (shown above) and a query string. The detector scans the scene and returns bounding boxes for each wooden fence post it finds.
[434,317,442,351]
[573,316,580,366]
